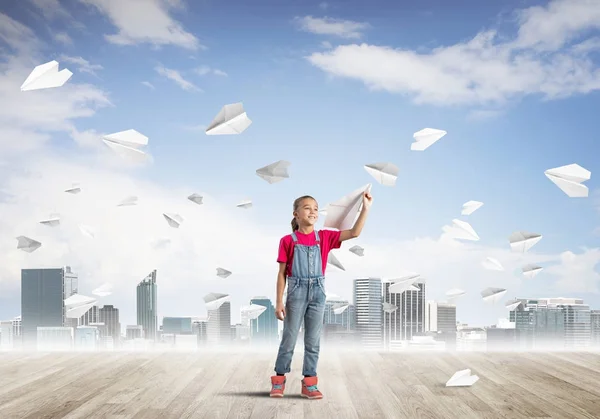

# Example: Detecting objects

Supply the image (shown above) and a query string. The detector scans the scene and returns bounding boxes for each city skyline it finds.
[1,0,600,330]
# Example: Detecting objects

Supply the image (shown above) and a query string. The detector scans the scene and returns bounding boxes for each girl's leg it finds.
[301,280,326,377]
[274,284,308,374]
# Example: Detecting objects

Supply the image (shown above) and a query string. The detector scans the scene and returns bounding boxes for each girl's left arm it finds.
[339,192,372,242]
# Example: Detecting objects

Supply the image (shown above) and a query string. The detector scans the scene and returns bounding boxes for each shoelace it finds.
[306,385,319,392]
[273,384,283,389]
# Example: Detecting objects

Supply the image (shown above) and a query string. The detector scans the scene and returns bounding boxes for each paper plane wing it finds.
[327,252,345,271]
[103,139,149,163]
[216,268,232,278]
[188,193,203,205]
[349,245,364,256]
[522,264,543,278]
[411,128,446,151]
[103,129,148,148]
[364,162,399,186]
[163,213,183,228]
[323,184,371,231]
[446,369,479,387]
[256,160,291,184]
[481,287,506,303]
[461,200,483,216]
[21,60,73,91]
[481,257,504,271]
[509,231,542,253]
[236,200,252,209]
[205,102,252,135]
[332,303,349,315]
[16,236,41,252]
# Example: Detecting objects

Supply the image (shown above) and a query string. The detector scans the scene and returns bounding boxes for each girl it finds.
[270,192,373,399]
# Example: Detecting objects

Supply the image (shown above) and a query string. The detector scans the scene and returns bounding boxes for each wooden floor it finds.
[0,350,599,419]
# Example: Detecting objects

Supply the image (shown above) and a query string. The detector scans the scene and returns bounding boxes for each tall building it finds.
[99,305,121,346]
[353,278,382,349]
[136,270,158,341]
[383,280,426,345]
[591,310,600,347]
[207,297,232,346]
[21,266,78,348]
[425,301,456,332]
[510,298,590,349]
[249,297,278,345]
[163,317,193,334]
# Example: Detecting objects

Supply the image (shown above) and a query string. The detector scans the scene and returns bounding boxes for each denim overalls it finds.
[274,230,327,376]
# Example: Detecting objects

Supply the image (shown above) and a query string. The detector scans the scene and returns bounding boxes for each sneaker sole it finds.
[270,393,284,398]
[301,393,323,399]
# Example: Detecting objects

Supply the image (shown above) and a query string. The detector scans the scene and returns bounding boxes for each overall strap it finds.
[291,232,298,243]
[314,230,320,244]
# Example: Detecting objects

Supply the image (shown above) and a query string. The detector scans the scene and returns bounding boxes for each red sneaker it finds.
[301,376,323,399]
[270,375,286,397]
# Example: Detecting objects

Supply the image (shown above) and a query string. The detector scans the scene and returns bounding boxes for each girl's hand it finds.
[275,302,286,321]
[363,192,373,208]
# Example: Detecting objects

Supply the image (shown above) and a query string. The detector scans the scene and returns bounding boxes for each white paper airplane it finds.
[349,245,364,257]
[256,160,291,184]
[522,264,543,278]
[65,183,81,194]
[481,257,504,271]
[509,231,542,253]
[16,236,41,252]
[445,369,479,387]
[236,199,252,209]
[481,287,506,303]
[505,300,521,311]
[323,184,371,231]
[79,224,95,239]
[188,193,203,205]
[163,213,183,228]
[203,292,230,310]
[240,304,266,319]
[544,163,591,198]
[21,60,73,91]
[39,213,60,227]
[443,219,480,241]
[389,277,420,294]
[411,128,447,151]
[117,196,138,206]
[92,283,113,297]
[327,252,345,271]
[446,288,465,299]
[102,129,149,162]
[332,303,349,315]
[461,200,483,216]
[64,294,97,319]
[205,102,252,135]
[364,162,399,186]
[216,267,232,278]
[382,302,398,313]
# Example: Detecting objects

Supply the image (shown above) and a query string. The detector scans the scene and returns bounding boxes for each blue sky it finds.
[0,0,599,329]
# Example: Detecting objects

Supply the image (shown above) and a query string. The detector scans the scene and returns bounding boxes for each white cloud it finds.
[54,32,73,45]
[305,0,600,106]
[141,81,155,90]
[59,55,104,76]
[294,15,369,39]
[28,0,73,21]
[318,2,329,11]
[0,13,111,155]
[194,65,227,77]
[155,66,202,92]
[79,0,203,50]
[544,248,600,293]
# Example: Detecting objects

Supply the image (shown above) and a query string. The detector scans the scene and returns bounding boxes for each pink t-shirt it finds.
[277,229,342,277]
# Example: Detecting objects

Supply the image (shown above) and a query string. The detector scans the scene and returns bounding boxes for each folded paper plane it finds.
[481,287,506,303]
[65,183,81,194]
[241,304,266,319]
[39,213,60,227]
[364,162,399,186]
[544,163,591,198]
[236,199,252,209]
[64,294,97,318]
[163,213,183,228]
[522,264,543,278]
[16,236,41,252]
[461,200,483,216]
[216,267,232,278]
[332,303,349,315]
[323,184,371,231]
[102,129,149,162]
[327,252,345,271]
[21,60,73,91]
[203,293,230,310]
[349,245,364,257]
[188,193,203,205]
[443,219,479,241]
[117,196,138,206]
[446,369,479,387]
[205,102,252,135]
[505,300,521,311]
[411,128,447,151]
[481,257,504,271]
[256,160,291,184]
[389,277,420,294]
[509,231,542,253]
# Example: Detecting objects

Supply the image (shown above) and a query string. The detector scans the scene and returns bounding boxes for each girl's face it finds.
[294,198,319,227]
